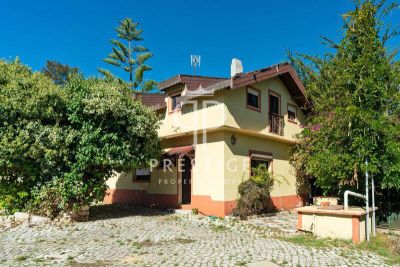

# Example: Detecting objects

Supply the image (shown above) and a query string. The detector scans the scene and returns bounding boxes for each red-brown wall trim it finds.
[271,195,306,210]
[352,216,360,244]
[297,212,303,230]
[104,189,306,217]
[104,189,179,209]
[180,195,237,217]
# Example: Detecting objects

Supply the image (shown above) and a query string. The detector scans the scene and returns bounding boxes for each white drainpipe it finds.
[365,159,370,242]
[344,190,366,210]
[371,174,376,236]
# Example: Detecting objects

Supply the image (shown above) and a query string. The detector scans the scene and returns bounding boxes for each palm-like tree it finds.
[99,18,156,92]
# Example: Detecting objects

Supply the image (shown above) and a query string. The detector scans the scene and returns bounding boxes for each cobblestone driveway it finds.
[0,205,391,266]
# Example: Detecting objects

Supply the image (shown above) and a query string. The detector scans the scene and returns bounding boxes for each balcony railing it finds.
[269,113,284,136]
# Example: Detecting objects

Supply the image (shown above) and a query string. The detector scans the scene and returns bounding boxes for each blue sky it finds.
[1,0,399,82]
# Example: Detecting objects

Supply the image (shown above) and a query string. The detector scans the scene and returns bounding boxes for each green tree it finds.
[0,59,161,215]
[42,60,79,85]
[99,18,156,92]
[289,0,400,195]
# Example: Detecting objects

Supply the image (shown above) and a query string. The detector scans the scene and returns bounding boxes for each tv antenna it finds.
[191,54,201,76]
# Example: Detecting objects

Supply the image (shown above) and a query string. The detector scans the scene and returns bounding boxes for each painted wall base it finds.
[296,206,376,244]
[104,189,179,209]
[104,189,305,217]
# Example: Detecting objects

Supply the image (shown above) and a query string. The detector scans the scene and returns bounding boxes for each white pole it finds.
[371,174,376,236]
[365,159,370,242]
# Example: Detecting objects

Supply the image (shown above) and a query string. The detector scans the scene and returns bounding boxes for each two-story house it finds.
[104,59,309,217]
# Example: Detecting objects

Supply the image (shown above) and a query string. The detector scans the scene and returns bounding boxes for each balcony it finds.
[269,113,284,136]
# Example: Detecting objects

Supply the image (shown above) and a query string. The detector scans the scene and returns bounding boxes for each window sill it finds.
[132,180,151,184]
[246,105,261,113]
[133,179,151,183]
[288,119,297,124]
[168,108,181,114]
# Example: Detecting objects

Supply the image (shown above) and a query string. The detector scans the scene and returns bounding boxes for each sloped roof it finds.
[155,62,308,110]
[158,75,228,91]
[231,62,309,107]
[138,93,166,108]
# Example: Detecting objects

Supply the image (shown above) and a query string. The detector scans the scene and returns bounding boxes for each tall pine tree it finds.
[99,18,156,92]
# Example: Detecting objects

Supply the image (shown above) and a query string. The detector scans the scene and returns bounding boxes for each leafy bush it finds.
[0,59,161,216]
[233,165,274,219]
[28,180,64,218]
[0,188,29,215]
[288,0,400,196]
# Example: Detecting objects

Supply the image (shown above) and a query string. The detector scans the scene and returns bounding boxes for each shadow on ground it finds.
[88,204,171,221]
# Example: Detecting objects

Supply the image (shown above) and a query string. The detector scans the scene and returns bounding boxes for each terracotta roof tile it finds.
[158,75,227,91]
[138,93,166,108]
[154,63,309,110]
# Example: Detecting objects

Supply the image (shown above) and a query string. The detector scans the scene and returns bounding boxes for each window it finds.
[269,93,280,115]
[251,158,269,170]
[268,91,284,135]
[288,104,297,122]
[170,94,181,111]
[250,151,273,176]
[135,168,151,182]
[246,87,261,110]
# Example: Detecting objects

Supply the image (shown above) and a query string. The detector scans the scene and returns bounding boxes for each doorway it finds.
[269,93,280,115]
[181,156,192,204]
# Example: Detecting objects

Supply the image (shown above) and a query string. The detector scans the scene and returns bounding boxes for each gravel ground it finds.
[0,205,392,267]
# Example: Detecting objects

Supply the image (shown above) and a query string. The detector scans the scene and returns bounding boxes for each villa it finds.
[104,59,309,217]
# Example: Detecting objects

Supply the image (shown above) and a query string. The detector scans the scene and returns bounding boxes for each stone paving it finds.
[244,211,299,235]
[0,205,393,266]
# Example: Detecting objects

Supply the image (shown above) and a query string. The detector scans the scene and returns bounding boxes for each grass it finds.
[210,224,228,232]
[173,237,195,244]
[281,232,400,265]
[132,239,154,249]
[32,258,44,263]
[358,234,400,265]
[15,255,28,261]
[116,240,125,246]
[282,233,352,249]
[164,215,181,222]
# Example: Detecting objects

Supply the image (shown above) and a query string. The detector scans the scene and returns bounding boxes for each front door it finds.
[181,156,192,204]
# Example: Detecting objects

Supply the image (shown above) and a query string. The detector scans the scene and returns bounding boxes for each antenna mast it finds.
[191,54,201,76]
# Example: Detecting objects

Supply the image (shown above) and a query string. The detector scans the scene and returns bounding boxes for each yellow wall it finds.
[158,93,226,138]
[301,212,373,242]
[223,78,305,141]
[107,132,226,202]
[158,77,305,143]
[223,131,301,202]
[107,76,307,204]
[302,214,354,240]
[106,166,178,195]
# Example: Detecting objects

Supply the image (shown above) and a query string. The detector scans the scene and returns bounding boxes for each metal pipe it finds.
[344,190,366,210]
[365,159,370,242]
[372,174,376,236]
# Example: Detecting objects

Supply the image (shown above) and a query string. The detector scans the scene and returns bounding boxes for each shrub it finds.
[0,59,161,216]
[233,165,274,219]
[28,180,64,218]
